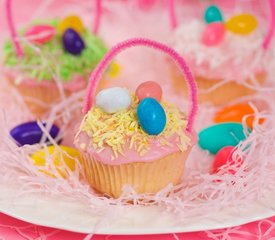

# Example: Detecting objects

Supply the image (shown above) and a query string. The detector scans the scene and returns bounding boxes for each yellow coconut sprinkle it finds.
[81,95,190,158]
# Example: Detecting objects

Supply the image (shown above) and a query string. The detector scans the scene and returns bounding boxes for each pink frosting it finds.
[4,70,86,92]
[186,56,265,81]
[74,131,197,166]
[172,20,268,82]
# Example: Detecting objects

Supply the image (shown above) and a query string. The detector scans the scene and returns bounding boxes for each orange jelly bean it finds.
[214,103,264,129]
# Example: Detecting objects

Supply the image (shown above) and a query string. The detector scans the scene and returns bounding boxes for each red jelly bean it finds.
[135,81,162,102]
[25,25,56,44]
[202,22,225,46]
[212,146,243,174]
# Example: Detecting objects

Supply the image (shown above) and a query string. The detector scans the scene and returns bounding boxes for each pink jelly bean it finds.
[202,22,225,47]
[25,25,56,44]
[212,146,243,174]
[135,81,163,102]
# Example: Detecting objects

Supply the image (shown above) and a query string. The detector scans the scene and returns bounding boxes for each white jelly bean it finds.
[96,87,131,113]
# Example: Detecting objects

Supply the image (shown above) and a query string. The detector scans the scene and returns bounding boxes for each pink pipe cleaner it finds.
[92,0,101,34]
[5,0,24,57]
[137,0,156,10]
[262,0,275,50]
[168,0,177,29]
[83,38,198,133]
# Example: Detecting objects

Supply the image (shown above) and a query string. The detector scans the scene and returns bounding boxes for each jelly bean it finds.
[212,146,243,174]
[25,25,55,44]
[226,14,257,35]
[10,122,59,146]
[135,81,163,102]
[214,103,265,129]
[204,5,223,24]
[96,87,131,113]
[108,62,121,78]
[58,15,84,34]
[137,97,166,135]
[62,28,85,55]
[198,123,249,154]
[202,22,225,46]
[31,145,79,178]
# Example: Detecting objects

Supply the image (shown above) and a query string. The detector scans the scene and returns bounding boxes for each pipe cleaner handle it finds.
[93,0,101,34]
[83,38,198,133]
[262,0,275,50]
[6,0,24,57]
[168,0,177,29]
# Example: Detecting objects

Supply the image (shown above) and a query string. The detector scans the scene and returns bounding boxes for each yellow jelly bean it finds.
[108,62,121,78]
[58,15,84,34]
[226,14,257,35]
[31,145,80,178]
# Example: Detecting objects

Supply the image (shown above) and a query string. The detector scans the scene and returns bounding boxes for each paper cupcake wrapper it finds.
[79,150,191,198]
[7,77,72,117]
[17,84,63,115]
[171,66,266,105]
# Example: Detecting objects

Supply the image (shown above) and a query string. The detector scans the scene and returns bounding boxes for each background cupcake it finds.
[170,1,273,105]
[3,7,108,117]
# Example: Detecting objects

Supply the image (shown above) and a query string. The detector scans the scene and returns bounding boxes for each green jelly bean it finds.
[198,122,249,154]
[204,5,223,24]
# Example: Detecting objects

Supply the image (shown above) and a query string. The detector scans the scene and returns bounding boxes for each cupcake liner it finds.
[171,66,266,105]
[80,149,191,198]
[7,77,72,118]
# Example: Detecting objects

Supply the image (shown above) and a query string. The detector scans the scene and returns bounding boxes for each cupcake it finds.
[74,38,198,198]
[170,3,271,105]
[3,14,108,117]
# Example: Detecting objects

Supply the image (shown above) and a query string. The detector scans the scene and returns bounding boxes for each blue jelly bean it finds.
[62,28,85,55]
[137,97,166,135]
[10,121,60,146]
[204,5,223,24]
[198,122,249,154]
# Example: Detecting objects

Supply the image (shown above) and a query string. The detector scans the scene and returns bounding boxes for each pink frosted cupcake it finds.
[74,38,198,198]
[3,1,107,117]
[169,1,273,105]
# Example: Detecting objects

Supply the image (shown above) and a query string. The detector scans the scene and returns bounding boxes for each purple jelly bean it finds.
[62,28,85,55]
[10,122,60,146]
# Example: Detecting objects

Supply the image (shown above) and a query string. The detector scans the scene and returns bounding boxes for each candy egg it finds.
[204,5,223,24]
[214,103,264,129]
[226,14,257,35]
[96,87,131,113]
[31,145,79,178]
[198,123,249,154]
[108,62,121,78]
[10,122,59,146]
[137,97,166,135]
[62,28,85,55]
[135,81,163,102]
[58,15,84,34]
[25,25,55,44]
[213,146,234,173]
[202,23,225,46]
